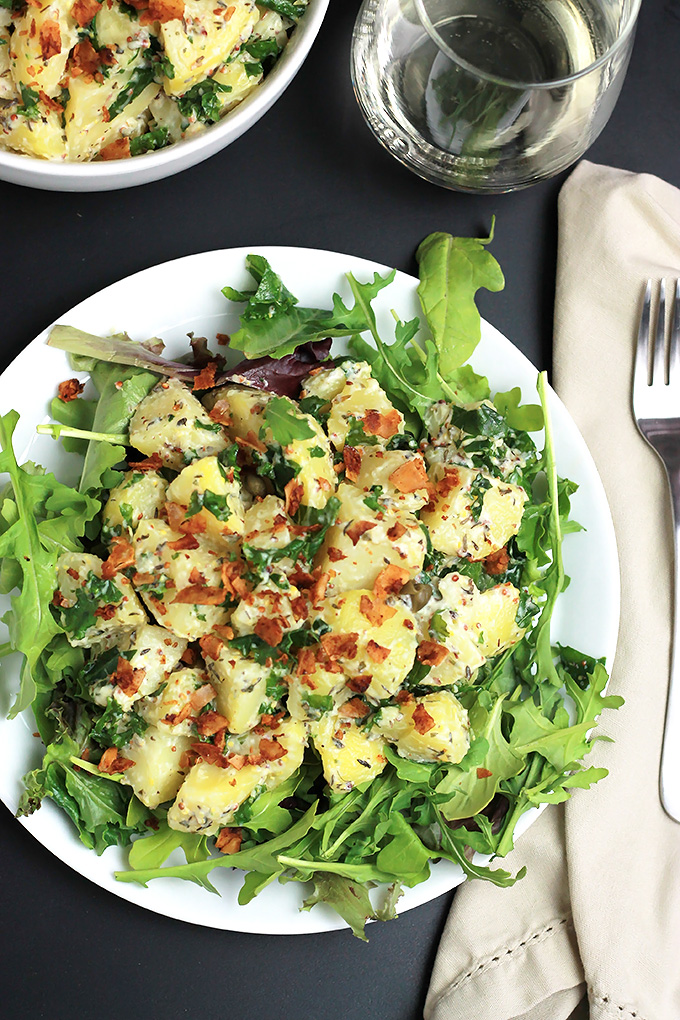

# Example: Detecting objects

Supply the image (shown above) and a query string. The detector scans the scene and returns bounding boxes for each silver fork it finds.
[633,279,680,822]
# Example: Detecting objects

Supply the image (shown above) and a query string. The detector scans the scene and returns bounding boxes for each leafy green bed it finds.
[0,229,622,938]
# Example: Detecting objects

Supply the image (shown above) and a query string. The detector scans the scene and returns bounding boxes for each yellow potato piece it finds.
[320,588,418,701]
[161,0,259,96]
[10,1,78,98]
[420,464,526,560]
[310,713,387,793]
[129,378,228,470]
[167,716,306,834]
[166,455,244,540]
[378,691,470,764]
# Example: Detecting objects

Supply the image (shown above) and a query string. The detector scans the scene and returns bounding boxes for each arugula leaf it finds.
[18,734,146,854]
[222,255,377,360]
[416,227,505,377]
[106,66,156,121]
[130,127,170,156]
[128,821,209,871]
[176,79,232,122]
[494,387,544,432]
[0,412,99,716]
[256,0,308,20]
[302,874,377,941]
[263,396,315,445]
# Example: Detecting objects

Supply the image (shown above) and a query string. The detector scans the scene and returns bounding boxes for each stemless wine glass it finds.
[351,0,641,192]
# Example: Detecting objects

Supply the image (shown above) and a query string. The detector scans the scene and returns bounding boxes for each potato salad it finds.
[2,235,620,937]
[0,0,306,161]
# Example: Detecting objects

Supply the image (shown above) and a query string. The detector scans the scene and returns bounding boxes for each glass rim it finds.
[413,0,642,90]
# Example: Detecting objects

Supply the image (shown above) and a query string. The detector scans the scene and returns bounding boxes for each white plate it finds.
[0,246,620,934]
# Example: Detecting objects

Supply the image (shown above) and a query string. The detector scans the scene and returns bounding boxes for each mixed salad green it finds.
[0,229,622,939]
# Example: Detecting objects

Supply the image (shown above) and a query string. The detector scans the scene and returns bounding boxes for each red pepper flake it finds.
[192,361,218,391]
[362,408,401,439]
[342,446,362,482]
[412,703,435,734]
[327,547,346,562]
[416,640,448,667]
[215,827,242,854]
[359,594,397,627]
[101,536,135,579]
[51,589,69,608]
[57,378,85,402]
[346,520,377,546]
[373,564,410,599]
[476,767,493,779]
[98,747,135,773]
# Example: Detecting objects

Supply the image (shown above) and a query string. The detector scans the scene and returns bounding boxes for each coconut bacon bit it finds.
[57,378,85,402]
[412,704,435,734]
[362,408,401,439]
[373,565,410,599]
[98,747,135,773]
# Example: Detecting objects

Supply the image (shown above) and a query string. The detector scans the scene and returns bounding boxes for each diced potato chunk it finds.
[311,713,387,793]
[91,624,188,711]
[167,716,306,834]
[378,691,470,764]
[325,362,404,451]
[352,448,430,513]
[129,378,228,471]
[0,104,67,159]
[420,465,526,560]
[212,55,261,113]
[160,0,259,96]
[166,455,244,540]
[142,666,212,736]
[300,365,347,404]
[315,483,425,594]
[120,726,193,809]
[65,73,160,162]
[133,519,231,639]
[55,551,146,650]
[102,470,167,539]
[10,2,78,98]
[205,647,267,735]
[422,573,525,686]
[319,588,418,701]
[230,581,303,637]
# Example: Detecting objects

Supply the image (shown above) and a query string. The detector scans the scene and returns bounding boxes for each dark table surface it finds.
[0,1,678,1017]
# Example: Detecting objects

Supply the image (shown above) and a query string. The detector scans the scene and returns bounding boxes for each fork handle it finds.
[656,435,680,822]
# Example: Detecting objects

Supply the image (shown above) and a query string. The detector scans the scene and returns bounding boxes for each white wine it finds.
[351,0,638,191]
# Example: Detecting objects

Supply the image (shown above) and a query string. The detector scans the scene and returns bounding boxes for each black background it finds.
[0,1,677,1017]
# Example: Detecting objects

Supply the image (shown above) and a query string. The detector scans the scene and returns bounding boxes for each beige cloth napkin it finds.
[424,160,680,1020]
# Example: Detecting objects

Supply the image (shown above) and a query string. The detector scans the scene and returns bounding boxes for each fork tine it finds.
[653,279,667,384]
[670,279,680,384]
[635,279,652,389]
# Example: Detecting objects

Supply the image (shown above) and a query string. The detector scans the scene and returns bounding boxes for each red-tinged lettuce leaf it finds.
[47,325,199,381]
[215,338,332,398]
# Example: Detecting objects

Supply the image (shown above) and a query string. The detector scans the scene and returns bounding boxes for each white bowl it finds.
[0,0,329,193]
